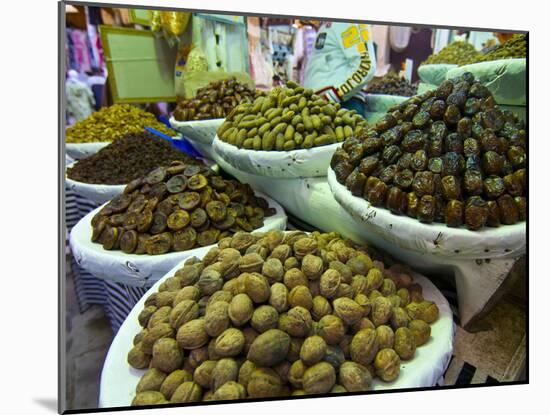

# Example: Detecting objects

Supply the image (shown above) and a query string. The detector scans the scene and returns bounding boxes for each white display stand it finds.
[212,135,341,179]
[66,142,109,160]
[65,160,220,205]
[69,193,287,287]
[99,255,453,408]
[169,117,224,160]
[206,154,525,328]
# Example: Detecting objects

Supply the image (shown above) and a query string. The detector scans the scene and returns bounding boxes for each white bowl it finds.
[99,245,454,408]
[327,167,526,260]
[212,135,341,179]
[69,192,287,287]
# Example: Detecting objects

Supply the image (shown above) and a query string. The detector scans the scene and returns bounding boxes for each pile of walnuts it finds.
[127,230,440,405]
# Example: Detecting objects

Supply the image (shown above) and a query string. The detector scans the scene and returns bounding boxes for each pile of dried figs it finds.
[331,72,526,230]
[127,231,439,405]
[90,162,275,255]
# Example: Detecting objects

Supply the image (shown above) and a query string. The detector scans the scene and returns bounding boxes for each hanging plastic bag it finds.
[160,11,191,38]
[150,10,161,32]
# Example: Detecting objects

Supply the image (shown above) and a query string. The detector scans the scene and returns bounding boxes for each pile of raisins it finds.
[67,132,201,185]
[331,72,526,230]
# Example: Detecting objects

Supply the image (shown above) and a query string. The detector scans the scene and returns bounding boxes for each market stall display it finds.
[212,81,368,178]
[365,72,418,97]
[61,8,529,408]
[208,153,523,328]
[99,231,453,407]
[330,72,527,231]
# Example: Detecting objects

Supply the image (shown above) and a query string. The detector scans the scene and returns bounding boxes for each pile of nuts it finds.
[127,231,440,405]
[216,81,368,151]
[366,72,418,97]
[173,78,259,121]
[90,162,275,255]
[483,34,526,61]
[331,72,527,230]
[66,104,175,143]
[422,36,527,67]
[422,41,485,66]
[67,132,201,185]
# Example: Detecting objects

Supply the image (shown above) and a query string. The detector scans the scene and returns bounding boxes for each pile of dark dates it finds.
[90,161,276,255]
[331,72,527,230]
[173,78,259,121]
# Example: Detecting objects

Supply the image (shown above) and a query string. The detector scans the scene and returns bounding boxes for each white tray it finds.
[212,135,341,179]
[69,192,287,287]
[99,253,454,408]
[327,167,526,259]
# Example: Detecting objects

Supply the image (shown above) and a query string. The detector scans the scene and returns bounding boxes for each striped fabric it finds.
[102,280,148,332]
[442,357,500,386]
[66,187,103,313]
[65,186,150,332]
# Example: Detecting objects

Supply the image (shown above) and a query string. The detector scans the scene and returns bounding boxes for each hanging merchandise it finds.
[247,17,273,90]
[371,25,392,77]
[175,15,253,99]
[267,25,295,83]
[184,45,208,73]
[150,10,161,32]
[161,11,191,40]
[389,26,412,52]
[67,28,93,73]
[299,25,317,84]
[150,10,191,46]
[195,15,248,73]
[174,15,208,97]
[291,26,304,82]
